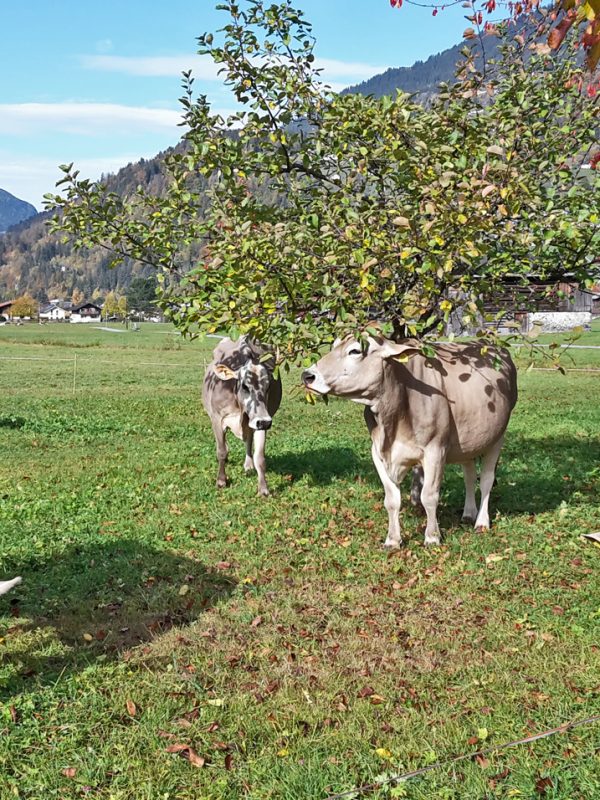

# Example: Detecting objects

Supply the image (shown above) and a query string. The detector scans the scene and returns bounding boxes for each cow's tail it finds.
[0,577,22,596]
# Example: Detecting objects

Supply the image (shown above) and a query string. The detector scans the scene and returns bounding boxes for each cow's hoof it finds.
[258,488,270,497]
[383,540,402,550]
[475,524,489,533]
[424,536,441,546]
[461,514,476,525]
[216,479,227,489]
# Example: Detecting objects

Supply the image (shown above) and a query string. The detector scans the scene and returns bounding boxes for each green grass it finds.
[0,322,599,800]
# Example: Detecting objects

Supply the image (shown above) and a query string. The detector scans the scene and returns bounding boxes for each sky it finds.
[0,0,472,210]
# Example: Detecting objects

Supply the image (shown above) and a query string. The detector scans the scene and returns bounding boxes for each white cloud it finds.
[0,153,159,210]
[80,52,385,86]
[314,57,385,81]
[81,53,220,80]
[0,103,184,136]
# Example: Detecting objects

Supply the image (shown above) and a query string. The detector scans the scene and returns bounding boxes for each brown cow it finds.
[203,336,282,496]
[302,337,517,546]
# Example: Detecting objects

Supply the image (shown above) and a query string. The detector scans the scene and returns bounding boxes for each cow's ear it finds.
[214,363,238,381]
[370,338,421,363]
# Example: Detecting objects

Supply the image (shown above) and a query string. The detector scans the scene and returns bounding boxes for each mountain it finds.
[0,188,37,234]
[343,35,502,101]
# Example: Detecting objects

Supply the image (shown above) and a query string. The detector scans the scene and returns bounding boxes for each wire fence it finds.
[0,352,599,396]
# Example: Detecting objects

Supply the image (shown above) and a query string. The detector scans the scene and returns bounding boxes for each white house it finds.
[39,303,69,321]
[70,302,102,323]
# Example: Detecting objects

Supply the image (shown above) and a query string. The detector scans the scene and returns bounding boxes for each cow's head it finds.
[214,361,274,430]
[302,336,420,401]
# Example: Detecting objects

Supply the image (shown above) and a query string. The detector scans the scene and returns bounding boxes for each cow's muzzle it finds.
[254,417,272,431]
[302,369,316,386]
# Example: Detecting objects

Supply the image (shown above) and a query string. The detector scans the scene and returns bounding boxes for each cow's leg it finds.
[253,429,270,497]
[421,449,445,546]
[212,420,228,489]
[410,465,425,514]
[461,460,478,523]
[243,429,254,473]
[475,436,504,530]
[371,444,408,548]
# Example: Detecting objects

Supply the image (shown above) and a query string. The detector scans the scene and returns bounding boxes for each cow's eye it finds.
[347,347,362,356]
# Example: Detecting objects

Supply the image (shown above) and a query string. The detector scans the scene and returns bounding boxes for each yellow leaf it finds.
[178,584,189,596]
[375,748,393,760]
[83,633,93,642]
[392,216,410,228]
[277,748,289,757]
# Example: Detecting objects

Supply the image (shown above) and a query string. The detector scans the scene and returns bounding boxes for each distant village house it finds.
[70,302,102,323]
[0,300,13,321]
[39,302,70,321]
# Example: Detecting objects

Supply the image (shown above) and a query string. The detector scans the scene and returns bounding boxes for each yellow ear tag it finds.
[392,351,418,363]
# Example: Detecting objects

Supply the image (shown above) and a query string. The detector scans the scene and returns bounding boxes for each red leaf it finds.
[535,776,553,795]
[250,615,263,627]
[357,685,375,698]
[225,753,234,770]
[9,706,17,724]
[467,735,479,745]
[475,754,490,768]
[126,699,137,717]
[548,15,575,50]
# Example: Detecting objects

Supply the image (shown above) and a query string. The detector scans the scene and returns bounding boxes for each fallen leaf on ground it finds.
[165,743,206,768]
[535,776,553,795]
[62,767,76,778]
[126,699,137,717]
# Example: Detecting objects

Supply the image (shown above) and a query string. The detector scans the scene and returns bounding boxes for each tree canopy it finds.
[47,1,599,365]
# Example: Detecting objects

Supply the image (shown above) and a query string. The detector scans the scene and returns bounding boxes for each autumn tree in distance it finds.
[47,1,599,366]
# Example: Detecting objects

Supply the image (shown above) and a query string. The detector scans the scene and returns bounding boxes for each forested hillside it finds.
[343,39,485,101]
[0,155,175,301]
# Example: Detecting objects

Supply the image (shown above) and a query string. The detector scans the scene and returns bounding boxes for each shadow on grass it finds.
[0,416,27,430]
[272,435,598,519]
[428,432,600,519]
[270,446,374,486]
[0,539,236,695]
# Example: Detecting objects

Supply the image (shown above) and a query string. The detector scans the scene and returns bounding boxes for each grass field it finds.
[0,321,599,800]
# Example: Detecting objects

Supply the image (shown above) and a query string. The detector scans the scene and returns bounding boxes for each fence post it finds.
[72,354,77,395]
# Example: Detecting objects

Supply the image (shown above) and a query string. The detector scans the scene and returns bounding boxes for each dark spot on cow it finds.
[484,384,493,396]
[488,402,496,412]
[458,373,471,382]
